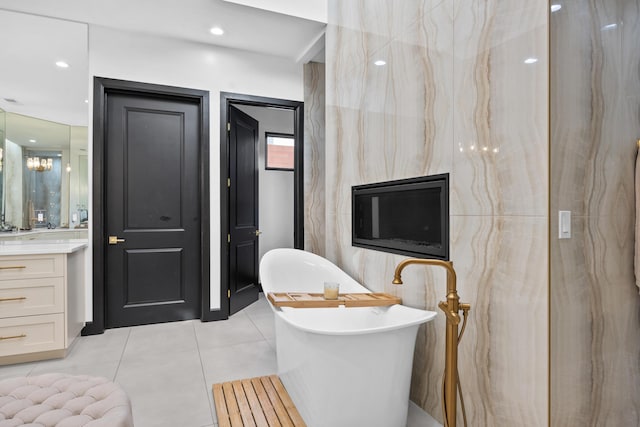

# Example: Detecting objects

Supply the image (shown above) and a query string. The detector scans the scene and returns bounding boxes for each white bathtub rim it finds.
[274,305,437,336]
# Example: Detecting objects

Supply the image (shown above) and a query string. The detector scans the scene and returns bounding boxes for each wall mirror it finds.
[0,109,5,226]
[0,10,88,234]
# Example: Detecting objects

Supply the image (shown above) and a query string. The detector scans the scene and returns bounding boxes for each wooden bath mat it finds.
[267,292,401,308]
[212,375,306,427]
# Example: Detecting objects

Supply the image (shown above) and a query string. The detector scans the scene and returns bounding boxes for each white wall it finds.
[235,104,295,264]
[88,25,303,317]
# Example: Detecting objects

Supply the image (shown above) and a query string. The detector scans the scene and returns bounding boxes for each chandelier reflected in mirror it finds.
[26,156,53,172]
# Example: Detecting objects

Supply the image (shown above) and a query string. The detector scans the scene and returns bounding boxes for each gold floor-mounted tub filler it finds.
[393,258,471,427]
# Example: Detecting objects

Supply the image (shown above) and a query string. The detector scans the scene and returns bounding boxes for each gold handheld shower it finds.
[393,258,470,427]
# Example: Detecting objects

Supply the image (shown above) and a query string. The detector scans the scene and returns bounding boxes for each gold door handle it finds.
[108,236,126,245]
[0,266,26,270]
[0,297,27,302]
[255,230,262,236]
[0,334,26,341]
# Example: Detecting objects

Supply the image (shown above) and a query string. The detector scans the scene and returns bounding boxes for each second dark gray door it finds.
[105,92,201,328]
[228,105,260,314]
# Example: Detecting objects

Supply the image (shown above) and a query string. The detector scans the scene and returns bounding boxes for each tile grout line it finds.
[113,328,133,382]
[246,311,271,342]
[194,320,217,426]
[25,359,38,377]
[247,295,275,341]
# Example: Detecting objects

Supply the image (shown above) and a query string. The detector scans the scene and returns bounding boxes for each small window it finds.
[265,132,294,171]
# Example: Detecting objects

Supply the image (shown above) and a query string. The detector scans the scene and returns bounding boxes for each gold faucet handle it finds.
[438,301,460,325]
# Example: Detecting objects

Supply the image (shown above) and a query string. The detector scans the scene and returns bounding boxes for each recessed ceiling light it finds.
[374,60,386,66]
[601,23,617,31]
[210,27,224,36]
[550,4,562,12]
[55,61,70,68]
[29,139,36,143]
[524,57,538,64]
[84,99,89,103]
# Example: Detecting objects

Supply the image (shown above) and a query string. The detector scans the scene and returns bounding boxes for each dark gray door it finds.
[105,92,201,328]
[228,105,259,314]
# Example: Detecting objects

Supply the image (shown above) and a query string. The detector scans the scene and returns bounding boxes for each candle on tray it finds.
[323,282,339,300]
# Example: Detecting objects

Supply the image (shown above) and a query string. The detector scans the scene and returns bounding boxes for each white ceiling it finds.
[223,0,327,23]
[0,0,326,127]
[0,0,326,60]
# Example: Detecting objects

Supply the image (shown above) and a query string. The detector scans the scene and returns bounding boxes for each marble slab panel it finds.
[329,0,445,41]
[326,1,453,173]
[551,212,640,426]
[622,0,640,98]
[330,3,453,113]
[433,215,548,427]
[550,0,598,215]
[326,106,452,217]
[550,0,638,218]
[304,62,326,256]
[550,2,640,426]
[325,5,454,213]
[451,0,548,217]
[550,216,592,425]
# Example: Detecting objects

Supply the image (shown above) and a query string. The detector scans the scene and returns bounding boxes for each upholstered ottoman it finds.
[0,373,133,427]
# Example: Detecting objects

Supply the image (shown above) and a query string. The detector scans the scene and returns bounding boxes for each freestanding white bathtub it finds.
[260,248,437,427]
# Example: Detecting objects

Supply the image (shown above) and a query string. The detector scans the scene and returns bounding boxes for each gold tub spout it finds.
[393,258,470,427]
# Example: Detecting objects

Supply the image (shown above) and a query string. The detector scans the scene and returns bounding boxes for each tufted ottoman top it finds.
[0,373,133,427]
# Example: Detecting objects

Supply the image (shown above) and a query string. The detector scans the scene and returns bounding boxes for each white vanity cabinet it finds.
[0,242,86,365]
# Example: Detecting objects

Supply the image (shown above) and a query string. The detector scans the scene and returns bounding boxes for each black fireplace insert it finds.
[352,174,449,260]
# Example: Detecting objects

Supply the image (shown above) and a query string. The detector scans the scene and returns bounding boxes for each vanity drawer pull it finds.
[0,266,27,270]
[0,334,26,341]
[0,297,27,302]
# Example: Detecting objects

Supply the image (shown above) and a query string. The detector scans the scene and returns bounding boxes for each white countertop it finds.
[0,228,88,237]
[0,240,88,256]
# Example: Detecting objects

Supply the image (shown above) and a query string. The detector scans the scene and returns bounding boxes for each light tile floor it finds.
[0,294,440,427]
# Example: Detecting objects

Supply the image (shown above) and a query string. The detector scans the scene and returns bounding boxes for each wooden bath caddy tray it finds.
[267,292,401,308]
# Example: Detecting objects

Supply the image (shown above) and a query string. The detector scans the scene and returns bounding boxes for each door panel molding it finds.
[83,77,210,335]
[123,247,184,307]
[220,92,304,319]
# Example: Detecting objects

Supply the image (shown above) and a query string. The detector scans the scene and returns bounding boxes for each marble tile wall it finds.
[303,62,326,256]
[550,0,640,425]
[326,0,548,425]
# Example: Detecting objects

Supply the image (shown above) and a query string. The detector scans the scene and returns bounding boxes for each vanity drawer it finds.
[0,313,64,357]
[0,278,64,318]
[0,254,64,280]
